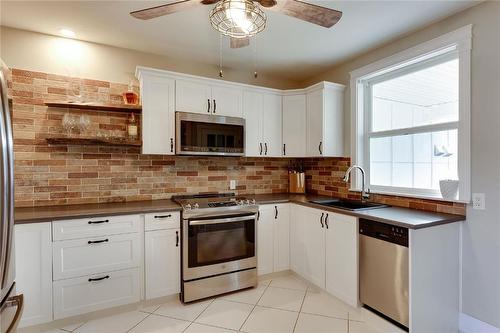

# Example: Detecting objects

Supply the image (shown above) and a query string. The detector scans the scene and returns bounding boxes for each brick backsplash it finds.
[8,68,465,215]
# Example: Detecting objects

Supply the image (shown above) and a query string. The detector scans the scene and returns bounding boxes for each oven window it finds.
[180,120,244,154]
[188,217,255,267]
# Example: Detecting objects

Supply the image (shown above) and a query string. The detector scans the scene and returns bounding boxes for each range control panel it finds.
[359,218,408,247]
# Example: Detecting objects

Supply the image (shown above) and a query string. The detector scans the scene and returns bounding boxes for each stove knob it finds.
[193,203,199,209]
[238,200,245,205]
[251,199,256,204]
[245,199,251,205]
[185,204,192,210]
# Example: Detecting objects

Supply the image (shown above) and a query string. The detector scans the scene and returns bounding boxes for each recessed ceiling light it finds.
[59,28,76,38]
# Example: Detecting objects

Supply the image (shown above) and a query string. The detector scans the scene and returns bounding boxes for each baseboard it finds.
[460,313,500,333]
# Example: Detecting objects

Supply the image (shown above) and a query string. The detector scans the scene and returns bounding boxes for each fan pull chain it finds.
[253,35,258,79]
[219,34,224,78]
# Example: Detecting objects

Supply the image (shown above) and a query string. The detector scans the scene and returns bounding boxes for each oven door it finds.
[176,112,245,156]
[182,214,256,281]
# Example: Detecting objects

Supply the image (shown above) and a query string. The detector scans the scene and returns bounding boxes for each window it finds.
[350,26,471,202]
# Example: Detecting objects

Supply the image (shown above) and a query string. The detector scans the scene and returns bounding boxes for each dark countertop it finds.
[15,193,465,229]
[15,199,181,224]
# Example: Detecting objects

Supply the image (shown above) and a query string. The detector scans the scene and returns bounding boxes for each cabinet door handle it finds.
[264,143,268,155]
[320,213,324,228]
[274,206,278,219]
[88,238,109,245]
[170,138,174,153]
[259,143,263,155]
[88,275,110,282]
[283,144,286,156]
[319,141,323,155]
[213,99,216,113]
[207,99,211,113]
[257,211,260,220]
[154,214,172,219]
[176,231,179,247]
[88,219,109,225]
[325,213,329,229]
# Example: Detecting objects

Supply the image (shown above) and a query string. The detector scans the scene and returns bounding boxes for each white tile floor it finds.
[36,274,381,333]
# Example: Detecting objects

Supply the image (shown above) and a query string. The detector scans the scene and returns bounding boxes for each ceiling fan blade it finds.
[230,37,250,49]
[270,0,342,28]
[130,0,218,20]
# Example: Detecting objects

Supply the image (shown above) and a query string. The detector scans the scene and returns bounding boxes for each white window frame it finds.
[350,25,472,203]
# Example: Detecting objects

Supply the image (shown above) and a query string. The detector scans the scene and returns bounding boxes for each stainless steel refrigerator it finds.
[0,60,23,333]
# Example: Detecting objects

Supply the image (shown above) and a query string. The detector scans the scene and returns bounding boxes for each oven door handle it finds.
[189,215,255,226]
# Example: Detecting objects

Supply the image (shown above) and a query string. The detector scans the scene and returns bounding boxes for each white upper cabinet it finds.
[211,85,243,117]
[175,79,212,114]
[306,83,345,157]
[243,90,282,157]
[137,70,175,155]
[175,79,243,117]
[283,94,307,157]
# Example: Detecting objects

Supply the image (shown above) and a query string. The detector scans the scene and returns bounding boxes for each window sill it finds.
[349,188,469,204]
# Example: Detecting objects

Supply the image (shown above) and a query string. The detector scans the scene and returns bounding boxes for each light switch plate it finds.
[229,180,236,190]
[472,193,485,210]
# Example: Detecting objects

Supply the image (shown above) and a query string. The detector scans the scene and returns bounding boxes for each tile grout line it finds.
[181,298,216,332]
[237,279,272,332]
[291,284,308,333]
[125,311,155,333]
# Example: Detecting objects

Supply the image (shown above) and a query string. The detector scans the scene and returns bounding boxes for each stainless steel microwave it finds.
[175,112,245,156]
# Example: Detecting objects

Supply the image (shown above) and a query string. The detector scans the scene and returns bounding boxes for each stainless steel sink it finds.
[309,199,388,211]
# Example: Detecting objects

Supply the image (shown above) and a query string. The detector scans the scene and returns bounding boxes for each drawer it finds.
[53,233,141,280]
[144,211,180,231]
[53,214,141,241]
[53,268,140,320]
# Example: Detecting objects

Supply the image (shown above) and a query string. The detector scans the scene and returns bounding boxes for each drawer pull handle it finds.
[88,219,109,224]
[154,214,172,219]
[88,275,110,282]
[88,238,109,245]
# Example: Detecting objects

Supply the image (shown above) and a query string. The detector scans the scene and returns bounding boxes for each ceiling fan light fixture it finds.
[210,0,266,38]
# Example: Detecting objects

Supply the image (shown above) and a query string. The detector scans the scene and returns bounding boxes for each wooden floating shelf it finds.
[46,136,142,147]
[45,101,142,113]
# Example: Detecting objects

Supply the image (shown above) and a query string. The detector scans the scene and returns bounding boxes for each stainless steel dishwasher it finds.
[359,218,409,329]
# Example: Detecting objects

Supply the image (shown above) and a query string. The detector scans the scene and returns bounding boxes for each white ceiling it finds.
[0,0,479,82]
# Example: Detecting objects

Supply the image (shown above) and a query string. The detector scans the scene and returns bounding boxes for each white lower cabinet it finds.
[290,205,357,303]
[53,268,141,320]
[325,213,358,307]
[15,223,53,327]
[145,229,180,299]
[257,204,290,275]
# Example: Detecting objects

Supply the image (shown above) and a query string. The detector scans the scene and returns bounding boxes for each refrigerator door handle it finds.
[3,293,24,333]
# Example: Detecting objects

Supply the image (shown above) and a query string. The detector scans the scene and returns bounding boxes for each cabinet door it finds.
[257,205,275,275]
[306,89,324,157]
[211,85,243,117]
[303,207,326,288]
[175,79,212,114]
[325,213,358,307]
[282,94,306,157]
[273,204,290,272]
[243,91,263,157]
[289,204,307,277]
[262,93,283,157]
[145,229,180,299]
[141,75,175,154]
[15,223,53,327]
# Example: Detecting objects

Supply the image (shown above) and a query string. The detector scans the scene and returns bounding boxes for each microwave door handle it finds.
[190,214,255,226]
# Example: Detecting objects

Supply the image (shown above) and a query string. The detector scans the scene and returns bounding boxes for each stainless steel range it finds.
[173,193,258,303]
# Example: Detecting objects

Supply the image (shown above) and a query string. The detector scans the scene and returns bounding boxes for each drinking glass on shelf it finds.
[62,113,76,136]
[78,114,91,136]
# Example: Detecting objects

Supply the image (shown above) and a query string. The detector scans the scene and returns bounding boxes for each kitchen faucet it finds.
[342,165,371,200]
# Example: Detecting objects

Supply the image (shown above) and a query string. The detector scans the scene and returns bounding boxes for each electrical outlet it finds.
[472,193,485,210]
[229,180,236,190]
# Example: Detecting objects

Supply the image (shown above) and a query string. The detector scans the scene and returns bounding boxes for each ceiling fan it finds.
[130,0,342,49]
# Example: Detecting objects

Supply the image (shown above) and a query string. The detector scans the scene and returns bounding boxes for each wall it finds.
[8,68,291,207]
[0,26,300,89]
[303,2,500,328]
